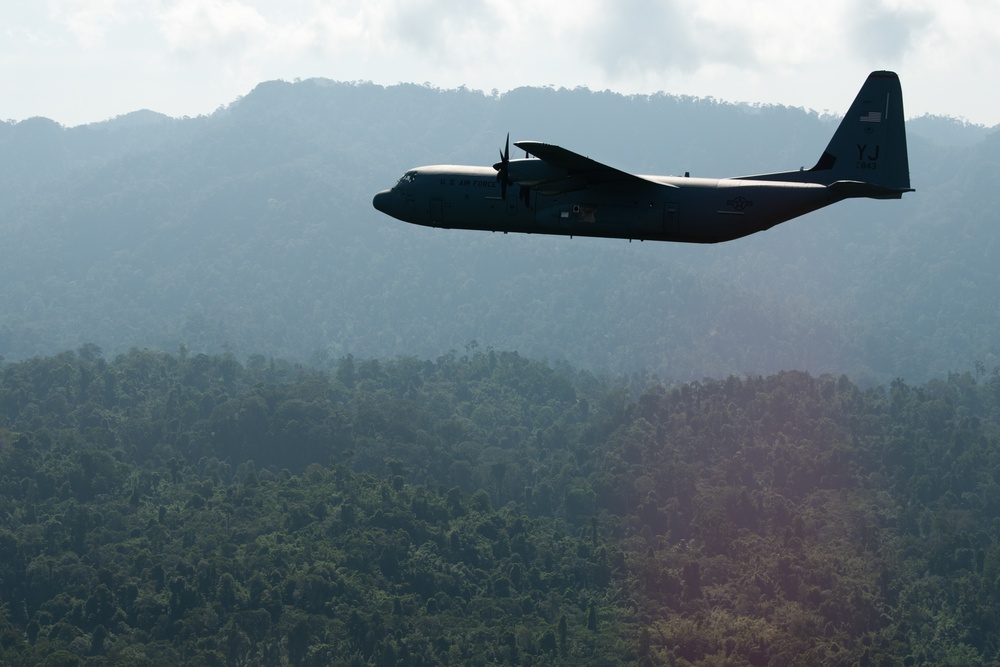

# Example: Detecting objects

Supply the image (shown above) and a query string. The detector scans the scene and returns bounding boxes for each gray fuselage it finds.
[373,165,844,243]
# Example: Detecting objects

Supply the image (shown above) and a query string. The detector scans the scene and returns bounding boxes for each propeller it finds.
[496,133,511,200]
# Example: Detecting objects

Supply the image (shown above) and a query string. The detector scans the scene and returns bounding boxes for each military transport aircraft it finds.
[373,71,913,243]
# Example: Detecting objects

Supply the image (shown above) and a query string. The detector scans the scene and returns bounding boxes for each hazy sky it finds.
[5,0,999,127]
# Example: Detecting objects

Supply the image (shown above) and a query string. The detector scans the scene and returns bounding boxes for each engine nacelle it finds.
[499,158,569,186]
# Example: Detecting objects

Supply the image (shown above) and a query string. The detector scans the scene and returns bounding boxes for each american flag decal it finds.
[860,111,882,123]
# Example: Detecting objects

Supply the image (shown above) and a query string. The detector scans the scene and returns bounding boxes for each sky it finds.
[4,0,1000,128]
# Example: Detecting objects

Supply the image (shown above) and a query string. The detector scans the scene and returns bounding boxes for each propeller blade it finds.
[496,133,510,200]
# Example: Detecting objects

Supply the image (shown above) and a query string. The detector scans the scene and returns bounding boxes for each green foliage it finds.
[0,348,627,664]
[3,349,1000,664]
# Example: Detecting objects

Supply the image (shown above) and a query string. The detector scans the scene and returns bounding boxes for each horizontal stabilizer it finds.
[828,180,915,199]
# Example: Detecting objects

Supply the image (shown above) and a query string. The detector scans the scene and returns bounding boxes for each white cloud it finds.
[48,0,131,47]
[905,0,1000,69]
[158,0,270,56]
[3,0,1000,126]
[586,0,704,77]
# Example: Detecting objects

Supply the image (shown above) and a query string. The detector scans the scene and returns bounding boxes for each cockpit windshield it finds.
[396,171,417,187]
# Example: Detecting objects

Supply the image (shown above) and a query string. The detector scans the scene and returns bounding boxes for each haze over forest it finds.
[6,80,1000,666]
[2,78,997,385]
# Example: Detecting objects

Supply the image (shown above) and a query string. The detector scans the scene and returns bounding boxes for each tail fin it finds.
[809,70,912,195]
[745,71,913,197]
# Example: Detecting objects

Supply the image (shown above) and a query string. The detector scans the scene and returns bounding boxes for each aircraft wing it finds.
[514,141,677,190]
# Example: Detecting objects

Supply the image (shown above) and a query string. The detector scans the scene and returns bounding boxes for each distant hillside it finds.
[1,79,998,383]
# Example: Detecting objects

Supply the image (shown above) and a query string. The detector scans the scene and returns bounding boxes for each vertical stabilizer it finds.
[810,71,912,192]
[743,71,913,197]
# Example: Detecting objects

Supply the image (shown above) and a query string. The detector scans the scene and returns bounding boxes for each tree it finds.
[287,618,311,667]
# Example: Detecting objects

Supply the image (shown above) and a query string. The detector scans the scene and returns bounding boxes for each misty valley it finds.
[2,79,999,665]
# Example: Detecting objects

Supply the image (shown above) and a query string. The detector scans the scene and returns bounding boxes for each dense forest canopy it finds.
[1,79,998,383]
[3,79,1000,665]
[2,347,999,664]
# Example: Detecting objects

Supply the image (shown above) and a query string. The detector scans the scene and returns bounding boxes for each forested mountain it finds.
[2,348,1000,665]
[4,77,999,666]
[1,80,997,383]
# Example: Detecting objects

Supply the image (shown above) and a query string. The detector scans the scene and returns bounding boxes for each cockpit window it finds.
[396,171,417,186]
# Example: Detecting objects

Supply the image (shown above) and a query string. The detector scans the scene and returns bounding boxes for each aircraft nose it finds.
[373,189,393,215]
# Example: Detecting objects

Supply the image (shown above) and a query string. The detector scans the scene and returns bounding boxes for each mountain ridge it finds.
[1,79,996,384]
